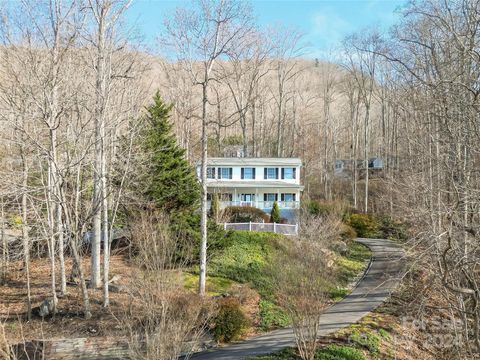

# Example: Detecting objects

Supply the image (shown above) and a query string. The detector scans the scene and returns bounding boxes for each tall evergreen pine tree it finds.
[140,92,200,212]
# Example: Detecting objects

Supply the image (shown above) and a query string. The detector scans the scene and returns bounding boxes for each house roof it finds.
[206,180,304,190]
[204,157,302,167]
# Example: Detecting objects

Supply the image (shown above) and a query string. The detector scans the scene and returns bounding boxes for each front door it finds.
[240,194,255,206]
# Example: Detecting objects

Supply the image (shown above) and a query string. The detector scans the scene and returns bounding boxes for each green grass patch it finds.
[335,242,371,286]
[246,345,365,360]
[208,231,288,330]
[258,299,290,331]
[349,329,381,357]
[378,328,391,340]
[316,345,366,360]
[209,231,282,299]
[183,272,233,296]
[329,287,349,301]
[245,347,298,359]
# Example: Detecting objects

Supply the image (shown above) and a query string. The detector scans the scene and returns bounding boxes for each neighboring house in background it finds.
[196,157,303,222]
[368,157,384,169]
[335,157,387,178]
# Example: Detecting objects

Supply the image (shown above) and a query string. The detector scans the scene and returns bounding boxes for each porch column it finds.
[255,188,258,208]
[234,188,237,206]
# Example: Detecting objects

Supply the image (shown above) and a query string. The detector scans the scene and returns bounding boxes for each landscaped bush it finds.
[213,297,249,343]
[305,200,347,218]
[376,215,408,241]
[339,223,357,241]
[270,201,281,223]
[345,213,408,240]
[223,206,269,223]
[346,213,379,238]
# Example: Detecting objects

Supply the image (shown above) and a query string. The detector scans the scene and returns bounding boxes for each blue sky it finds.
[126,0,407,58]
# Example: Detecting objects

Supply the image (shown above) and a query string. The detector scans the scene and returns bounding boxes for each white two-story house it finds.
[197,158,304,218]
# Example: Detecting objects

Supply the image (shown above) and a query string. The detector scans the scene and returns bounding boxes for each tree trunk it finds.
[199,82,208,296]
[21,154,32,320]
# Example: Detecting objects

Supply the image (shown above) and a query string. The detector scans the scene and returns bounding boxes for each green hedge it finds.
[223,206,270,223]
[213,297,249,342]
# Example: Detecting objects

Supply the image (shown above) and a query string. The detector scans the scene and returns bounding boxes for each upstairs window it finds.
[207,167,216,179]
[281,167,296,179]
[241,167,256,179]
[264,167,279,179]
[218,167,232,179]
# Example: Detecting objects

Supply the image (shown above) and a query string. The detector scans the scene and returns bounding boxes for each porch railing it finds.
[223,222,298,236]
[207,200,300,209]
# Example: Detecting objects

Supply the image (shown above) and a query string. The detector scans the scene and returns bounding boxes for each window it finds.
[281,167,296,179]
[241,167,255,179]
[264,193,278,202]
[207,167,215,179]
[220,193,233,201]
[281,193,296,202]
[241,194,255,201]
[264,167,278,179]
[218,167,232,179]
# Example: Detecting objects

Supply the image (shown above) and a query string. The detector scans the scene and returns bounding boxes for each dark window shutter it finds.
[281,168,284,179]
[241,168,244,179]
[253,168,256,179]
[264,168,267,179]
[281,194,285,201]
[213,167,216,178]
[218,168,221,179]
[229,168,233,179]
[275,194,278,201]
[293,193,296,201]
[293,168,296,179]
[264,193,267,201]
[276,168,279,179]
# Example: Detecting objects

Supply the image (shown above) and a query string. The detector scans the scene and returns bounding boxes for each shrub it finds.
[340,224,357,241]
[223,206,269,223]
[170,212,233,263]
[270,201,281,223]
[209,193,221,222]
[258,299,290,331]
[305,200,347,218]
[8,215,22,227]
[346,214,379,238]
[376,215,408,241]
[306,200,321,216]
[213,298,249,343]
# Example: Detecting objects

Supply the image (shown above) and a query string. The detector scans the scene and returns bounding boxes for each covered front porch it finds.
[206,181,303,211]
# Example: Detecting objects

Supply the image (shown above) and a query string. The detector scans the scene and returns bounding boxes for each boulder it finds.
[33,297,58,318]
[331,240,348,255]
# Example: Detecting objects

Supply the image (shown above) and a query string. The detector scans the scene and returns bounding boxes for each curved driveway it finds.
[190,238,406,360]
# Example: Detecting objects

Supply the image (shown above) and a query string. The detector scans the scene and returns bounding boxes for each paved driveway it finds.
[190,238,406,360]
